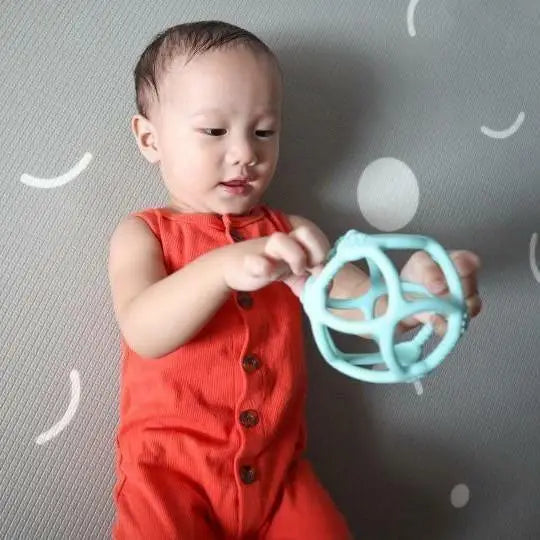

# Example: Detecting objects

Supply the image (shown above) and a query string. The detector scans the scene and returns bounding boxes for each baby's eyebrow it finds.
[190,108,279,119]
[190,107,223,117]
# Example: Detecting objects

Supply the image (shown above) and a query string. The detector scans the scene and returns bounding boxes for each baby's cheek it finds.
[170,151,201,178]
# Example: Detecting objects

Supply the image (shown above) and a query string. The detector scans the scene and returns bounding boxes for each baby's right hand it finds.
[222,229,328,296]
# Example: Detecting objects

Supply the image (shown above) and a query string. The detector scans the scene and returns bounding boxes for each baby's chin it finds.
[214,197,262,216]
[213,188,265,216]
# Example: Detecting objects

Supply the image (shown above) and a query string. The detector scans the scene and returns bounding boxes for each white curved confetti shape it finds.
[20,152,92,188]
[530,233,540,283]
[35,369,81,445]
[481,112,525,139]
[407,0,421,37]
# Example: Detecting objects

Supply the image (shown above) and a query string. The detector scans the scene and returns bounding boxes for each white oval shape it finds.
[481,112,525,139]
[357,157,420,232]
[21,152,92,188]
[407,0,421,37]
[450,484,470,508]
[530,233,540,283]
[35,370,81,445]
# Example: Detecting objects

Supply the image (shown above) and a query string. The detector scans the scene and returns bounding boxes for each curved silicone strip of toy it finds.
[301,230,468,383]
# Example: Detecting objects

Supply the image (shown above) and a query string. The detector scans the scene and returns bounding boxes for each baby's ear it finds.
[131,114,160,164]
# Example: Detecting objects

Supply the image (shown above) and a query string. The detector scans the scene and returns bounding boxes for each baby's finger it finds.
[461,274,479,298]
[428,273,478,297]
[289,225,330,268]
[450,250,482,277]
[265,232,308,276]
[429,315,448,337]
[466,293,482,318]
[410,312,447,337]
[427,294,481,336]
[309,263,325,277]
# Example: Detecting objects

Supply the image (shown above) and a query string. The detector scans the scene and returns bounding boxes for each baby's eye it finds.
[255,130,275,138]
[202,128,227,136]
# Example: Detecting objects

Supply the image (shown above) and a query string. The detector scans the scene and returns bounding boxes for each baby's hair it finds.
[134,20,281,118]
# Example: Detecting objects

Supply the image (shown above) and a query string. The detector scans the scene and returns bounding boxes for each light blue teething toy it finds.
[300,231,469,383]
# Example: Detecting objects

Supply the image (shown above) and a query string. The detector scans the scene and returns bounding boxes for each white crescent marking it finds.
[481,112,525,139]
[530,233,540,283]
[407,0,421,37]
[35,370,81,445]
[20,152,92,188]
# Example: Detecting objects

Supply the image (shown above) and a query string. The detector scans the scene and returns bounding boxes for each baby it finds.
[108,20,482,540]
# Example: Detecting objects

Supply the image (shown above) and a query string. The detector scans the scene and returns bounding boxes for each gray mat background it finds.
[1,1,539,538]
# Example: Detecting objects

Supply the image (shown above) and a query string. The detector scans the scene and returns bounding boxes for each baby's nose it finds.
[229,141,257,166]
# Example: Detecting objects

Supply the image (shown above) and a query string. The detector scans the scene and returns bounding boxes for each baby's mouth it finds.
[219,179,254,195]
[221,180,248,187]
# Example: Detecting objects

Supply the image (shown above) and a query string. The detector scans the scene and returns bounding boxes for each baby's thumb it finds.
[402,311,447,337]
[306,264,326,279]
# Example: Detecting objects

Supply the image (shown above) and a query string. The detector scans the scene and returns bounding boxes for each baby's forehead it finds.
[158,51,282,111]
[163,49,280,83]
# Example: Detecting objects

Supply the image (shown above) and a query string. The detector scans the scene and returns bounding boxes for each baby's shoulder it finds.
[111,211,151,235]
[109,212,161,258]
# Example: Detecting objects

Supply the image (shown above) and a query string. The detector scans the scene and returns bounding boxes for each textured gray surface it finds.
[1,1,539,538]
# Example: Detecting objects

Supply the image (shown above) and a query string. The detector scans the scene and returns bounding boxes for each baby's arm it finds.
[108,216,325,358]
[108,216,232,357]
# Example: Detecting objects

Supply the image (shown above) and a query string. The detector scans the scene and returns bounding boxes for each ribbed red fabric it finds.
[112,204,350,539]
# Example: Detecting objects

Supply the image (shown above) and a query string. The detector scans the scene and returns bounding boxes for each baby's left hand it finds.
[398,249,483,336]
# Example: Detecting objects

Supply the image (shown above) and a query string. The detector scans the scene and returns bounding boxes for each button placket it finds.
[235,279,264,495]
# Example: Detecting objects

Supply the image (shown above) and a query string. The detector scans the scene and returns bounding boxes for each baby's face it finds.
[144,47,282,215]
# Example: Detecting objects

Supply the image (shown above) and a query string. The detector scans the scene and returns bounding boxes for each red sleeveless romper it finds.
[112,204,351,539]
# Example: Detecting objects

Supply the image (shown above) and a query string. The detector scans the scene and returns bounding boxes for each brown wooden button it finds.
[230,228,244,242]
[237,291,253,309]
[239,409,259,428]
[242,354,261,373]
[239,465,257,484]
